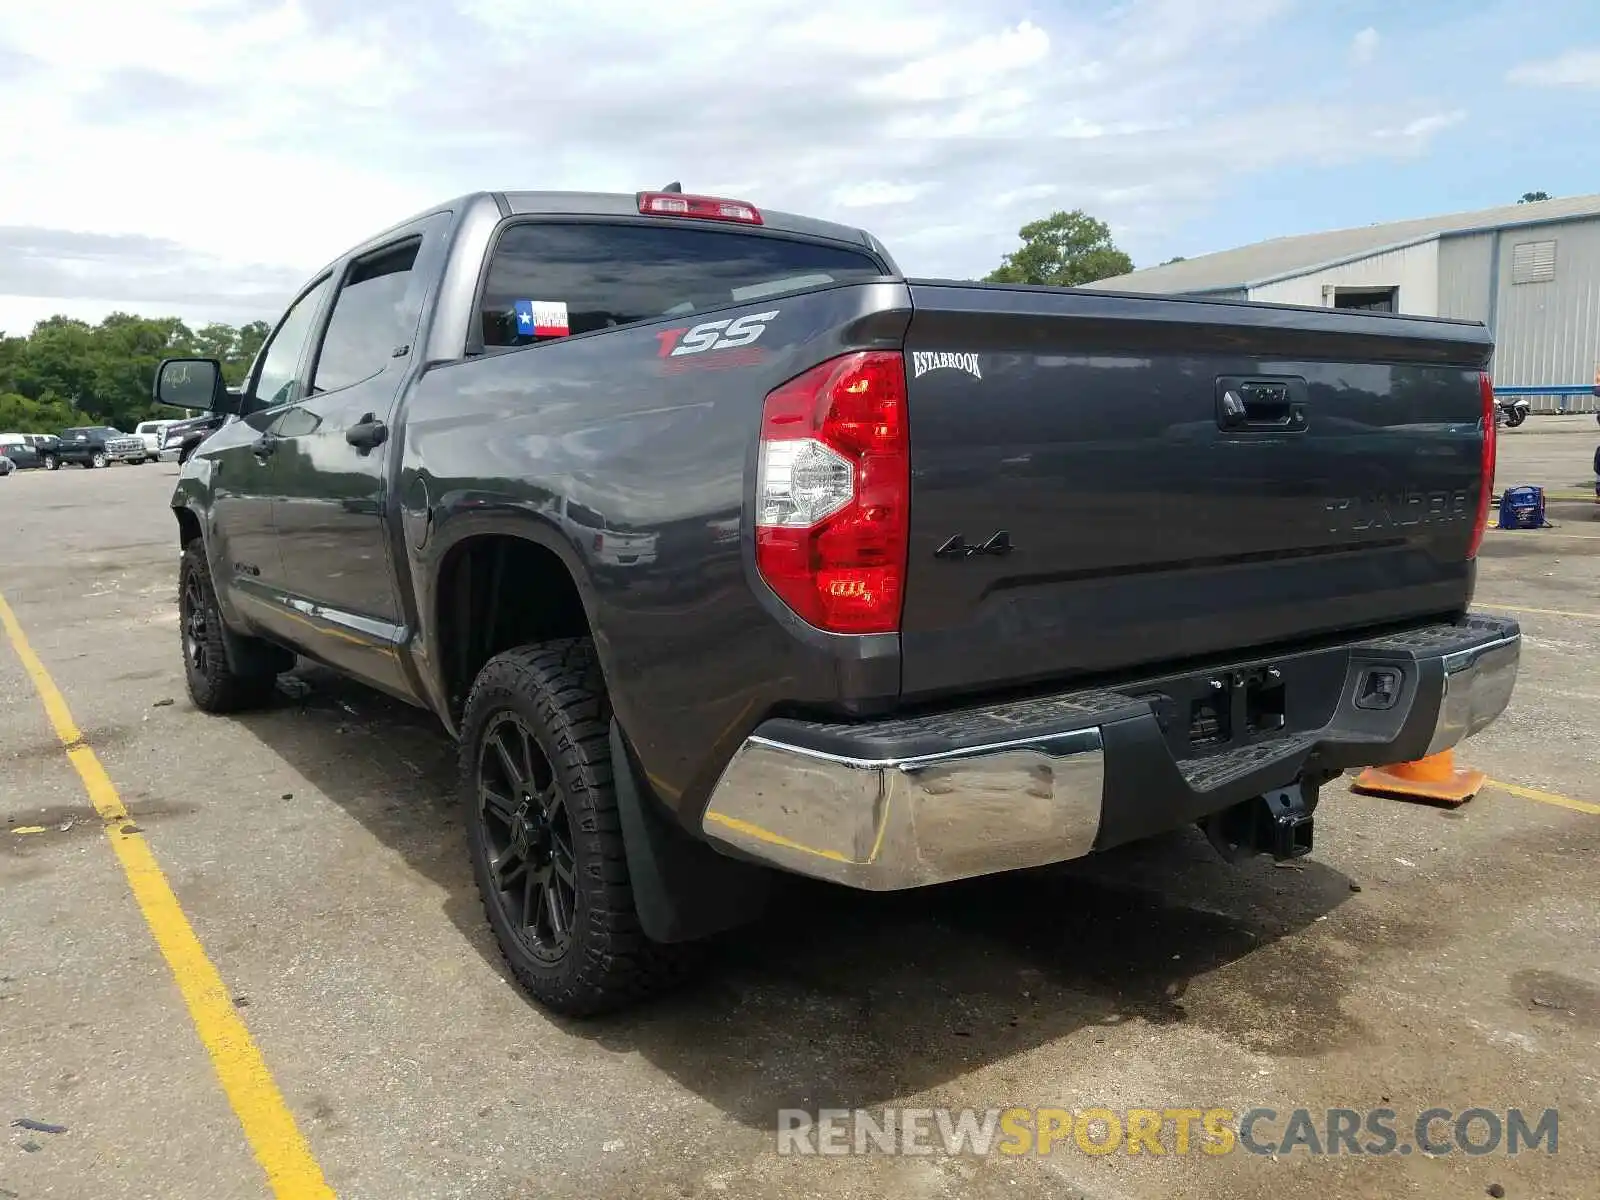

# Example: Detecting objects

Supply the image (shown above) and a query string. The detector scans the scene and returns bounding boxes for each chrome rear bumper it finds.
[699,616,1520,891]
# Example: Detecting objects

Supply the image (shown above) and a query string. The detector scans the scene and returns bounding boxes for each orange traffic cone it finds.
[1351,750,1486,805]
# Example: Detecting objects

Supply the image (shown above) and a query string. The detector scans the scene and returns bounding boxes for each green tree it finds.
[0,391,86,431]
[227,320,270,386]
[986,210,1134,287]
[1161,255,1187,265]
[0,311,267,433]
[1519,191,1551,203]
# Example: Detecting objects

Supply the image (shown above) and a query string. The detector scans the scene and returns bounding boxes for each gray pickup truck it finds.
[153,187,1520,1015]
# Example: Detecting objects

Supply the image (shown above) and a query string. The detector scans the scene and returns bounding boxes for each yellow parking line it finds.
[1475,601,1600,621]
[0,591,335,1199]
[1488,779,1600,816]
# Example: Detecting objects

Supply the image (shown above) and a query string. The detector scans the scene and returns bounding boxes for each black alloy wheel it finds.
[177,540,281,712]
[476,711,579,965]
[460,640,703,1015]
[181,564,211,679]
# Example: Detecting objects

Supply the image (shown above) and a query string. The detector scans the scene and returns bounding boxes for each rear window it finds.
[478,221,884,349]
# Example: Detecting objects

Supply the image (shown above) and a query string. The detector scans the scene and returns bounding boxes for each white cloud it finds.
[829,182,932,209]
[0,0,1481,332]
[1506,48,1600,88]
[1351,26,1380,65]
[1373,109,1468,140]
[863,20,1052,101]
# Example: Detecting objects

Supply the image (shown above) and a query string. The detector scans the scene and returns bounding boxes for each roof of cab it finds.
[498,189,883,253]
[321,190,899,283]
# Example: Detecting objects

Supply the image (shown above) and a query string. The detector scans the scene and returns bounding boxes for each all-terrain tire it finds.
[460,639,702,1016]
[179,539,281,712]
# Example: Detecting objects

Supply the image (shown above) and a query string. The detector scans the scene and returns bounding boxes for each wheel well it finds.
[174,506,202,550]
[437,535,592,720]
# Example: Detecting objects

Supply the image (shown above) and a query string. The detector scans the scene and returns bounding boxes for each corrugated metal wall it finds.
[1437,232,1494,322]
[1489,216,1600,408]
[1249,240,1439,312]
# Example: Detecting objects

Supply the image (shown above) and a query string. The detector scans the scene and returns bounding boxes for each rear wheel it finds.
[43,455,58,471]
[1505,408,1527,428]
[461,639,701,1016]
[179,540,281,712]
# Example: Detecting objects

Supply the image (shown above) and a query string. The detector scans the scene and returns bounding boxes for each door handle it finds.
[1216,378,1309,433]
[346,414,387,453]
[251,434,276,459]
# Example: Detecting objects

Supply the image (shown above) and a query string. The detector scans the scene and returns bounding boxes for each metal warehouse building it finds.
[1089,194,1600,411]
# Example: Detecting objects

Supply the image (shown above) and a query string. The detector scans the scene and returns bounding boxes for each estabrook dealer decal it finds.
[912,351,982,381]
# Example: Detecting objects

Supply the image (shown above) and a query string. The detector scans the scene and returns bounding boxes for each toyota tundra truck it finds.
[153,188,1520,1016]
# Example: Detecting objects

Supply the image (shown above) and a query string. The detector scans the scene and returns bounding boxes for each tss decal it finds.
[657,310,780,357]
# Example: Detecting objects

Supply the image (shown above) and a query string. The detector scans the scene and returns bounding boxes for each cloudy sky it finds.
[1,0,1596,337]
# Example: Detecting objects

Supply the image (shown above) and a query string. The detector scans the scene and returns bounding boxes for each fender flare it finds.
[418,500,614,734]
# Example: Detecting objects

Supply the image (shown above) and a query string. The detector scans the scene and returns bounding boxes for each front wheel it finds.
[461,639,701,1016]
[179,540,281,712]
[91,452,107,468]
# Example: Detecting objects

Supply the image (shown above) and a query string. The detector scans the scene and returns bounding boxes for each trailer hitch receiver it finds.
[1200,779,1316,863]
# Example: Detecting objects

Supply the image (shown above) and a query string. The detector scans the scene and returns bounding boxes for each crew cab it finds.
[56,425,148,467]
[153,188,1520,1016]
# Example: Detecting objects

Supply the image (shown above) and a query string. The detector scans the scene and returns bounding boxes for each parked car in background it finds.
[0,433,61,469]
[55,426,149,467]
[32,434,62,470]
[0,433,44,469]
[160,406,229,464]
[135,419,184,461]
[0,453,13,476]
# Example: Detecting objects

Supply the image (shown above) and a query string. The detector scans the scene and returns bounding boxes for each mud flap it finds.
[219,623,295,679]
[610,721,772,944]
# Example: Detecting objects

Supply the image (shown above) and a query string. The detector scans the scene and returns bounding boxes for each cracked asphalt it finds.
[3,416,1599,1199]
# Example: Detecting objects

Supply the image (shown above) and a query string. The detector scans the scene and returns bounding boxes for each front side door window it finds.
[249,275,334,413]
[309,239,423,395]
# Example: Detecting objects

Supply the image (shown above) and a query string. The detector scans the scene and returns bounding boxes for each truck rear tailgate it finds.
[899,283,1494,701]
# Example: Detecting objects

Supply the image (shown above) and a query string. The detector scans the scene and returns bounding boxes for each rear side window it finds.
[478,222,884,348]
[311,239,423,393]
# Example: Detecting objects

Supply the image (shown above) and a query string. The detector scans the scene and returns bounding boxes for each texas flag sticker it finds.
[513,299,569,337]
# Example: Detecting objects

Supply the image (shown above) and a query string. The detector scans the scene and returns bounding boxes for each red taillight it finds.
[755,351,910,634]
[637,192,763,225]
[1468,370,1497,559]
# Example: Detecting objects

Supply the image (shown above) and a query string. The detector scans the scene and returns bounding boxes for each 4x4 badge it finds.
[934,531,1013,560]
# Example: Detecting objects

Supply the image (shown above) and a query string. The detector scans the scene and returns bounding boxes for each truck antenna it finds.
[661,181,682,193]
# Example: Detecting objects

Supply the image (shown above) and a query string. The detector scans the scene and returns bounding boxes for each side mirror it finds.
[153,358,230,412]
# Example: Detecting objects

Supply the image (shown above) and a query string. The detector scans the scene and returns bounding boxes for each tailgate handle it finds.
[1217,378,1308,432]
